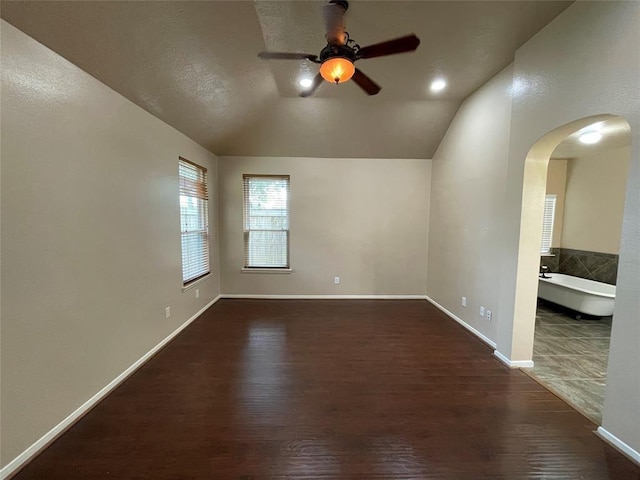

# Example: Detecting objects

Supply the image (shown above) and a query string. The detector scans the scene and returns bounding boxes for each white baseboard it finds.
[0,295,221,480]
[596,426,640,465]
[221,294,428,300]
[493,350,535,369]
[419,297,533,370]
[424,296,497,349]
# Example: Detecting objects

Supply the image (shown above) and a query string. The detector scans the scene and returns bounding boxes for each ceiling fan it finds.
[257,0,420,97]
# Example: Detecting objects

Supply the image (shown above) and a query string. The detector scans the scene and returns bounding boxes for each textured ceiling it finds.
[0,0,573,159]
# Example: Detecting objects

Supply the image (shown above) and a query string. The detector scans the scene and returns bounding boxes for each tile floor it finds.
[524,300,612,424]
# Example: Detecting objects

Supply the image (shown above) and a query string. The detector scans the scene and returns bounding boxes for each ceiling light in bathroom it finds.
[579,131,603,144]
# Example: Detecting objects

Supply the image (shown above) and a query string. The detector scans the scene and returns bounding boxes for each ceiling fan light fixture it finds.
[257,2,420,97]
[320,56,355,84]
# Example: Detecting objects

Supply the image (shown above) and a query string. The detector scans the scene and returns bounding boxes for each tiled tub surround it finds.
[525,300,611,424]
[540,248,618,285]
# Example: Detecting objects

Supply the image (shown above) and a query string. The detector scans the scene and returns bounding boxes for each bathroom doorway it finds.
[522,116,632,423]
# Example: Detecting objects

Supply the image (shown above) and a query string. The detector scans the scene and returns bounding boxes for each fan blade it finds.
[352,68,381,95]
[357,34,420,59]
[258,52,319,62]
[300,73,324,97]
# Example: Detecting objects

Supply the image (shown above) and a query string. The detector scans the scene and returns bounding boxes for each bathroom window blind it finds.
[243,175,290,268]
[179,157,210,285]
[541,194,557,255]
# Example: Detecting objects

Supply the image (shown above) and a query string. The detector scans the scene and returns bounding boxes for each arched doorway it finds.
[512,114,631,423]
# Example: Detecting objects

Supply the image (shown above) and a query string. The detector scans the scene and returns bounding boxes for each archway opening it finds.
[514,114,631,423]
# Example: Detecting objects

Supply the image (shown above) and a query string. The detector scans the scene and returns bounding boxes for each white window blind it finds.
[541,194,557,255]
[243,175,290,268]
[179,157,210,284]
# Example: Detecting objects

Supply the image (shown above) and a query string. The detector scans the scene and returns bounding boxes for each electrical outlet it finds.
[334,276,340,285]
[461,297,467,307]
[480,306,485,317]
[165,307,171,318]
[195,288,200,299]
[487,310,492,322]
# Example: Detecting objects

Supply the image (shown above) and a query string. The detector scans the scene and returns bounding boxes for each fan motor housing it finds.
[329,0,349,11]
[319,43,356,63]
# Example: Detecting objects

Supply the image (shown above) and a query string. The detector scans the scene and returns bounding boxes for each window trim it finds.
[179,156,210,287]
[242,174,291,270]
[241,268,292,274]
[181,273,211,291]
[540,194,557,255]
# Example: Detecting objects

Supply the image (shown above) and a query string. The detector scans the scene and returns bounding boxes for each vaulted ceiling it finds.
[1,1,573,159]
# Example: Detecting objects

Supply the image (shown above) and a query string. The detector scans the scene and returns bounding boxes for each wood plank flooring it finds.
[12,300,640,479]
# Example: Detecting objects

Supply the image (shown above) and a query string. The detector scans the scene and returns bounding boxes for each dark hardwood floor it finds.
[12,300,640,479]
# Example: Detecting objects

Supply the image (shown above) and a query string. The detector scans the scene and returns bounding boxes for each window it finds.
[541,194,557,255]
[243,175,290,269]
[179,157,209,285]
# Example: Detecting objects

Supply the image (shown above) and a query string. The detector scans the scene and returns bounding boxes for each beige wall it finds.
[562,147,630,254]
[545,159,567,248]
[427,64,514,344]
[1,21,221,467]
[219,156,430,296]
[3,0,640,470]
[429,0,639,455]
[497,1,640,455]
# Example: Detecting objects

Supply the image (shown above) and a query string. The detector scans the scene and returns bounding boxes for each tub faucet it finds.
[540,265,551,279]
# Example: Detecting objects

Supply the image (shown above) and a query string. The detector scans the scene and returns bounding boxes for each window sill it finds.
[540,254,556,258]
[241,268,292,274]
[182,274,211,292]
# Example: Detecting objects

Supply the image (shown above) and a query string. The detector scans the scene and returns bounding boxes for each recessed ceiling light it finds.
[430,78,447,92]
[579,131,602,144]
[299,78,313,88]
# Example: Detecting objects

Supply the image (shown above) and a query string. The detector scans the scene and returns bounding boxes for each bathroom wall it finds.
[541,146,630,284]
[542,247,619,285]
[563,146,630,254]
[540,159,567,273]
[545,159,567,248]
[555,248,618,285]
